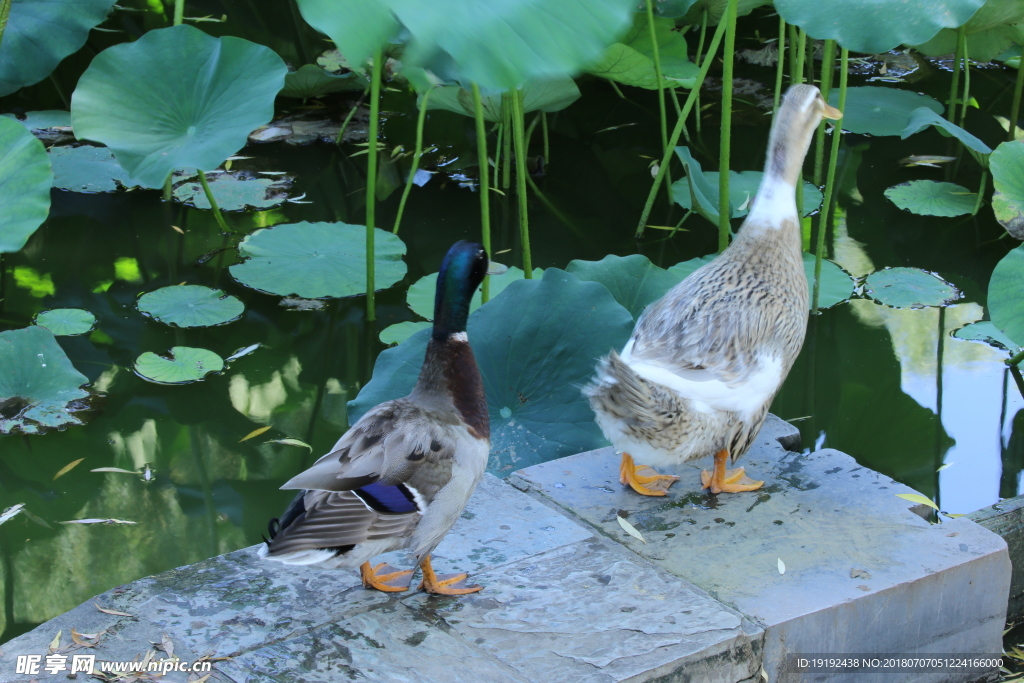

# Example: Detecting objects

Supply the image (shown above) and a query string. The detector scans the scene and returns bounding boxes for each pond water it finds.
[1,9,1021,645]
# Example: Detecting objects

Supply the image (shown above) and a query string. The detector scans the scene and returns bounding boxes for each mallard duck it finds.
[585,84,841,496]
[259,241,495,594]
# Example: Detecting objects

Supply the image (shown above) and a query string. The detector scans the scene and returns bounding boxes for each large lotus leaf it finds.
[424,80,580,123]
[230,221,407,298]
[406,266,542,320]
[803,253,855,310]
[775,0,984,54]
[989,244,1024,345]
[0,0,115,96]
[667,255,716,280]
[394,0,636,90]
[349,269,635,473]
[295,0,400,71]
[0,326,89,434]
[34,309,96,336]
[380,321,431,346]
[281,64,365,100]
[829,87,943,137]
[134,347,225,385]
[884,180,977,217]
[137,285,244,328]
[2,110,71,130]
[565,254,680,321]
[954,320,1020,352]
[990,141,1024,239]
[913,0,1024,60]
[49,145,137,193]
[677,0,772,25]
[652,0,702,17]
[674,146,721,225]
[864,267,960,308]
[0,117,52,253]
[586,13,699,89]
[672,170,823,219]
[172,173,292,211]
[902,108,992,168]
[71,25,287,189]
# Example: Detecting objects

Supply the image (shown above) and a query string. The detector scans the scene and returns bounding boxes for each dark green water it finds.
[1,8,1021,644]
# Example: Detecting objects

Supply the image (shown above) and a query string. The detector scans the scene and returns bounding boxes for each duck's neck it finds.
[743,105,817,232]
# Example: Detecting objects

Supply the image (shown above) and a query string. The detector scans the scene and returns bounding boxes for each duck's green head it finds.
[433,240,489,338]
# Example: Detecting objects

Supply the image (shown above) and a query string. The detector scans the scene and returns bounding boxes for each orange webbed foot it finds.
[360,561,414,592]
[701,450,764,494]
[620,452,679,496]
[418,555,482,596]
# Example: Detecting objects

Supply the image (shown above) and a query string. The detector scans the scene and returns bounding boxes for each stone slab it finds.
[968,494,1024,622]
[510,415,1011,683]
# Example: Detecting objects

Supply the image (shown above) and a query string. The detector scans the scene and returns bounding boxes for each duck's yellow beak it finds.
[486,260,508,275]
[822,103,843,120]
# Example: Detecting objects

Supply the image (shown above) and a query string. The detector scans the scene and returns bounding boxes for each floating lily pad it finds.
[804,253,855,310]
[587,13,699,89]
[134,347,224,384]
[902,108,992,168]
[137,285,244,328]
[380,321,431,346]
[49,145,137,193]
[425,79,580,122]
[0,326,90,434]
[775,0,983,54]
[350,269,635,473]
[0,116,52,253]
[864,268,960,308]
[406,266,541,320]
[884,180,976,217]
[953,321,1021,352]
[989,244,1024,346]
[281,64,364,100]
[828,87,943,137]
[72,24,287,188]
[566,254,680,321]
[34,309,97,336]
[230,221,407,299]
[172,171,293,211]
[990,141,1024,239]
[0,0,116,96]
[672,169,823,219]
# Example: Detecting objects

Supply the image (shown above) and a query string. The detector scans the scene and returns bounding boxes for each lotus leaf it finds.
[424,80,581,123]
[296,0,400,72]
[380,321,431,346]
[137,285,245,328]
[281,64,365,100]
[2,110,71,130]
[49,145,137,193]
[134,347,225,385]
[230,221,407,298]
[652,0,702,17]
[71,25,287,189]
[677,0,772,25]
[990,141,1024,239]
[884,180,977,217]
[989,244,1024,345]
[953,320,1020,352]
[0,117,52,253]
[674,146,721,224]
[34,309,97,336]
[406,266,541,320]
[173,172,293,211]
[0,0,116,96]
[803,253,855,310]
[565,254,680,321]
[914,0,1024,61]
[829,87,943,137]
[0,326,90,434]
[349,269,635,473]
[672,170,823,219]
[902,108,992,167]
[864,268,960,308]
[667,255,717,280]
[775,0,984,54]
[587,14,699,89]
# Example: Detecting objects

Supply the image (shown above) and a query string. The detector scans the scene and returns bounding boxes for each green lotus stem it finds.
[526,112,541,150]
[392,86,434,235]
[1009,58,1024,142]
[773,15,786,113]
[608,80,627,100]
[502,92,512,189]
[335,90,367,146]
[1009,348,1024,367]
[470,83,493,302]
[365,49,383,322]
[812,48,848,315]
[0,0,11,51]
[805,32,815,84]
[636,14,728,238]
[541,112,550,164]
[788,24,798,84]
[695,7,708,134]
[958,31,971,128]
[813,40,837,187]
[717,0,738,252]
[646,0,672,201]
[793,28,806,85]
[196,169,230,233]
[948,26,964,119]
[511,88,533,277]
[972,170,987,216]
[174,0,184,25]
[163,175,172,202]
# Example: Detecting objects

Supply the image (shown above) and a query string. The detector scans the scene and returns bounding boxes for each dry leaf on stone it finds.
[616,513,646,543]
[71,628,102,648]
[777,558,786,574]
[895,493,939,510]
[49,630,62,652]
[240,426,271,442]
[95,602,134,618]
[54,458,85,480]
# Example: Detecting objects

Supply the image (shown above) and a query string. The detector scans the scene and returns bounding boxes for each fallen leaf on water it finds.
[777,558,786,574]
[0,503,24,526]
[942,512,965,518]
[171,225,185,234]
[22,507,51,529]
[895,493,939,510]
[265,438,313,452]
[936,461,954,472]
[240,426,272,442]
[95,602,134,618]
[49,630,62,653]
[616,514,646,543]
[62,518,138,525]
[54,458,85,480]
[91,467,137,475]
